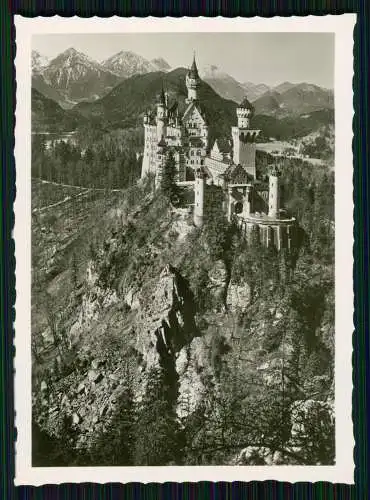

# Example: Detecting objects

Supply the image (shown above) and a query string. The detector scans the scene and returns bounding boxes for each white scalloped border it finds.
[14,14,356,485]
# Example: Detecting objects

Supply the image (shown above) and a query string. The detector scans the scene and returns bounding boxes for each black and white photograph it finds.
[14,15,354,484]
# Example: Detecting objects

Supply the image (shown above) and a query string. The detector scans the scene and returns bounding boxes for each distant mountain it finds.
[272,81,296,94]
[200,66,271,104]
[253,91,282,116]
[251,108,334,141]
[242,82,271,102]
[280,83,334,115]
[253,83,334,118]
[101,51,151,78]
[31,88,84,132]
[200,65,247,104]
[75,68,237,142]
[32,50,49,73]
[32,60,334,143]
[37,48,121,105]
[151,57,171,72]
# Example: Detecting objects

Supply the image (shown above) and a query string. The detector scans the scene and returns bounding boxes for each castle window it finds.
[191,160,194,165]
[191,150,194,156]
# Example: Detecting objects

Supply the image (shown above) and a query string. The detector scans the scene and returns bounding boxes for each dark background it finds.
[1,0,368,498]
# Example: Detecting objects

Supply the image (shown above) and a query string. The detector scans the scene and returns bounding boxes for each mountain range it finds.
[32,48,173,108]
[32,66,334,146]
[31,47,334,144]
[252,84,334,118]
[32,48,333,116]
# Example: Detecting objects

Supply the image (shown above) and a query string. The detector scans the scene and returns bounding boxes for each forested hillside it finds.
[32,151,335,466]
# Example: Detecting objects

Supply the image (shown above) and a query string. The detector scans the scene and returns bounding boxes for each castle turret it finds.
[156,87,167,140]
[186,54,200,103]
[231,96,260,179]
[237,97,253,128]
[268,164,281,218]
[194,166,206,227]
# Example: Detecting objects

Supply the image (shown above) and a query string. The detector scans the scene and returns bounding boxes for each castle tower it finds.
[268,164,281,218]
[194,166,206,227]
[186,54,200,103]
[156,87,167,140]
[142,110,156,179]
[155,136,167,190]
[231,96,260,179]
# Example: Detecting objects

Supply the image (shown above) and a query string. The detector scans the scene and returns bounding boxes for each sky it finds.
[32,32,334,88]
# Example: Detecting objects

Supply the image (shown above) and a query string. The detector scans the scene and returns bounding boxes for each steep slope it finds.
[201,65,247,103]
[32,50,50,73]
[32,74,68,108]
[253,90,282,116]
[40,48,121,103]
[31,88,85,132]
[32,171,335,466]
[151,57,171,72]
[75,68,238,141]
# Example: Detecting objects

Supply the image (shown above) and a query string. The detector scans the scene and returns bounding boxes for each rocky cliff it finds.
[32,182,335,466]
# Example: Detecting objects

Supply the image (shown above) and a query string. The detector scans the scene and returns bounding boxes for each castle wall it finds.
[238,219,295,251]
[194,175,205,227]
[231,127,257,179]
[269,175,280,217]
[142,125,159,179]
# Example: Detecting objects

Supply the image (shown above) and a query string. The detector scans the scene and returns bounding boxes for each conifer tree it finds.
[160,150,177,201]
[134,367,182,465]
[86,379,136,466]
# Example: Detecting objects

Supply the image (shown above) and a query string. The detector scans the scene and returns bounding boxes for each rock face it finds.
[134,265,198,370]
[207,260,228,310]
[33,261,200,451]
[226,281,251,313]
[176,337,209,418]
[68,261,118,347]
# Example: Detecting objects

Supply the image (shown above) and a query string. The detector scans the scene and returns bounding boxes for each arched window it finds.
[197,150,201,156]
[191,150,194,156]
[234,202,243,214]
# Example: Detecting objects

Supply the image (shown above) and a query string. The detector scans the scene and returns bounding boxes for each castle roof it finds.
[188,136,204,148]
[213,137,232,154]
[222,163,254,185]
[168,101,178,114]
[239,96,254,110]
[182,101,208,125]
[188,55,199,79]
[157,86,166,105]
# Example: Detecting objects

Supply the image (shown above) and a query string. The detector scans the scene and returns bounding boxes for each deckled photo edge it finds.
[14,14,355,485]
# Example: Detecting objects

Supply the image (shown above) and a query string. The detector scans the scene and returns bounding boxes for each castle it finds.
[141,56,296,250]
